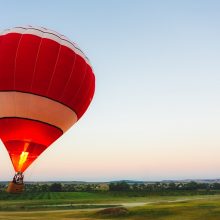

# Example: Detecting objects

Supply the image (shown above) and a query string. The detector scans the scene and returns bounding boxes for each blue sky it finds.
[0,0,220,181]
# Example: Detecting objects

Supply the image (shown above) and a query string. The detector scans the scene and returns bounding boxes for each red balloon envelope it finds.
[0,26,95,172]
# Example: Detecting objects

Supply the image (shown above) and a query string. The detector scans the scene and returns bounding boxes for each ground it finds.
[0,192,220,219]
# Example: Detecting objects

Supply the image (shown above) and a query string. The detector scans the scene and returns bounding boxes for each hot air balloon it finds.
[0,26,95,193]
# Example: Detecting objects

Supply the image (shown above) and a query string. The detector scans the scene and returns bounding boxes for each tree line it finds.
[1,181,220,193]
[109,181,220,191]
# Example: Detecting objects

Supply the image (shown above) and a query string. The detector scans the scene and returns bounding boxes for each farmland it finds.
[0,191,220,219]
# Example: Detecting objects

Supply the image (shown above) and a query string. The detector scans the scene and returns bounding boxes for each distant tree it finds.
[132,183,139,191]
[26,184,39,192]
[197,183,209,190]
[184,181,198,190]
[49,183,62,192]
[168,182,176,190]
[85,184,93,191]
[212,183,220,190]
[109,183,116,191]
[41,184,49,192]
[109,181,130,191]
[62,184,76,192]
[144,184,154,191]
[176,183,184,190]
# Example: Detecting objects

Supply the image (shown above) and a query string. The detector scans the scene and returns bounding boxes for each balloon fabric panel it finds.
[31,38,61,95]
[14,34,42,92]
[0,118,62,172]
[0,34,21,90]
[47,46,76,99]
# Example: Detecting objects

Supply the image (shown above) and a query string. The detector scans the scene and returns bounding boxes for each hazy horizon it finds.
[0,0,220,182]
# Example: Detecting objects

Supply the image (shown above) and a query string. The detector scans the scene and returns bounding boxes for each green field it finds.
[0,192,220,219]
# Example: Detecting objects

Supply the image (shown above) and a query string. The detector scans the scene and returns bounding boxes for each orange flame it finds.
[18,142,29,171]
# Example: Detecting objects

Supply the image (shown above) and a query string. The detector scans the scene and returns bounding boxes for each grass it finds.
[0,191,220,219]
[122,198,220,220]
